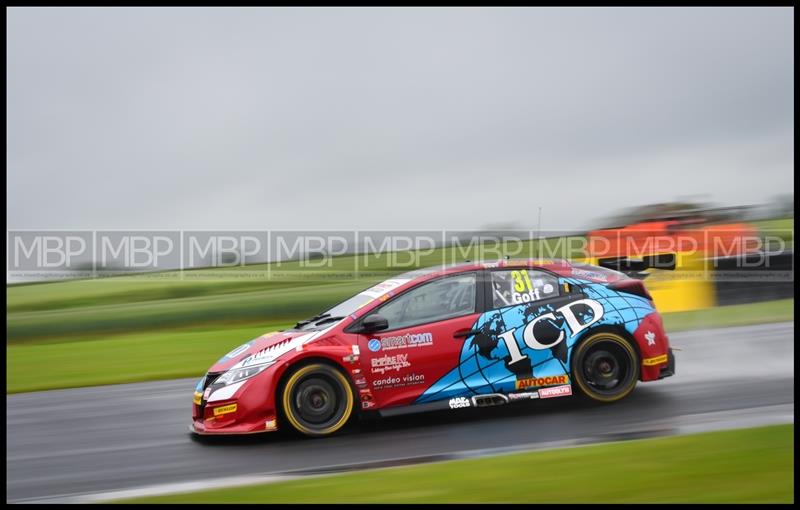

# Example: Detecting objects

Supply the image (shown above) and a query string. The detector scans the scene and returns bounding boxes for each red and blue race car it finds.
[191,258,675,437]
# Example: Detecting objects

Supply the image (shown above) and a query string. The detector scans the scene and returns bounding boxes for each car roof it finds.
[395,258,574,282]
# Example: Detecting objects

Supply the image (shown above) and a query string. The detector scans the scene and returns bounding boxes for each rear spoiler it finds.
[597,253,676,280]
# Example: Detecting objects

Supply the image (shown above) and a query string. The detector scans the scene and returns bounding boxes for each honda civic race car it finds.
[191,258,676,437]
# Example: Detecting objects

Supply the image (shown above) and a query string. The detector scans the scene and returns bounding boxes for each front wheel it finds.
[280,363,355,437]
[571,332,639,402]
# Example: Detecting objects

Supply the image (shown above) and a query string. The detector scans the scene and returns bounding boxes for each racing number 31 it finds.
[512,270,534,293]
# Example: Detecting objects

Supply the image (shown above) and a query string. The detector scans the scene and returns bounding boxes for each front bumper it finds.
[190,418,277,436]
[190,371,280,435]
[191,401,279,435]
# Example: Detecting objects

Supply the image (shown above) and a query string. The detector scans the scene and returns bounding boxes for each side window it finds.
[490,269,559,309]
[377,273,477,330]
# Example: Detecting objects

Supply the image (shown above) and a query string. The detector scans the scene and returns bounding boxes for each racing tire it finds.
[571,331,639,403]
[280,363,355,437]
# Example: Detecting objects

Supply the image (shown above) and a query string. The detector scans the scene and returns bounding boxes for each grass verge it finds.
[6,298,793,393]
[662,298,793,332]
[120,424,794,503]
[6,322,291,393]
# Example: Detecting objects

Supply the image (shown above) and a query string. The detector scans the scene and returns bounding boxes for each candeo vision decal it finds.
[372,372,425,389]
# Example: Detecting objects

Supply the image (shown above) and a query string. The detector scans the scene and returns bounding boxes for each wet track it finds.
[7,322,794,503]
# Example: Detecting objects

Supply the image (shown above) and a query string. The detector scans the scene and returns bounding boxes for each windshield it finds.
[322,266,450,319]
[290,266,455,331]
[289,277,412,331]
[323,278,410,317]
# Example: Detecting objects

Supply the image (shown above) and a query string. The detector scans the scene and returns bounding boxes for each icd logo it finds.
[368,339,382,352]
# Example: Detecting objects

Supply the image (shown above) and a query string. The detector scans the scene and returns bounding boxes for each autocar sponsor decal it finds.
[643,354,668,366]
[371,353,411,374]
[265,419,277,431]
[448,397,470,409]
[212,403,237,416]
[193,391,202,405]
[538,385,572,399]
[368,332,434,352]
[515,374,569,390]
[645,330,656,346]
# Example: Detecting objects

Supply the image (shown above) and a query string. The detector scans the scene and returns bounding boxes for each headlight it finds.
[214,362,273,386]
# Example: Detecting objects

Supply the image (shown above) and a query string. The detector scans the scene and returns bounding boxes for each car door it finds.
[354,272,483,409]
[415,268,589,402]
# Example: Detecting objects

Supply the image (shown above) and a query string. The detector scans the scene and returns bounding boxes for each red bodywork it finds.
[191,259,673,435]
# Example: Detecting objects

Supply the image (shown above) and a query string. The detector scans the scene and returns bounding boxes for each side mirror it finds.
[360,314,389,333]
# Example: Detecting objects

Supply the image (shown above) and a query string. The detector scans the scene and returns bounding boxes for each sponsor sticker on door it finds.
[368,332,433,352]
[371,354,411,374]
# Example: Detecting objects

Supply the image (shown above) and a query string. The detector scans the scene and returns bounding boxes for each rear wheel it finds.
[572,332,639,402]
[280,363,355,437]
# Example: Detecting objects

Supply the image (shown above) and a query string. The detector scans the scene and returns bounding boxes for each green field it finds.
[120,424,794,503]
[754,217,795,245]
[661,298,794,332]
[6,297,794,393]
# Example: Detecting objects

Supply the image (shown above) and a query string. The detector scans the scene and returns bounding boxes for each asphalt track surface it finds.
[7,322,794,503]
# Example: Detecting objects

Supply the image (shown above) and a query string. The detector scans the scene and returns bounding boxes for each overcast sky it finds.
[7,7,794,231]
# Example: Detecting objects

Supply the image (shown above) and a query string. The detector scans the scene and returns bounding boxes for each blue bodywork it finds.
[416,278,655,403]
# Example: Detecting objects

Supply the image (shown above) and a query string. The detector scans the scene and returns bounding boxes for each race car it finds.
[191,258,675,437]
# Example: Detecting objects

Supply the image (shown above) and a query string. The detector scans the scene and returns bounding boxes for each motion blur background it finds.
[6,6,794,504]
